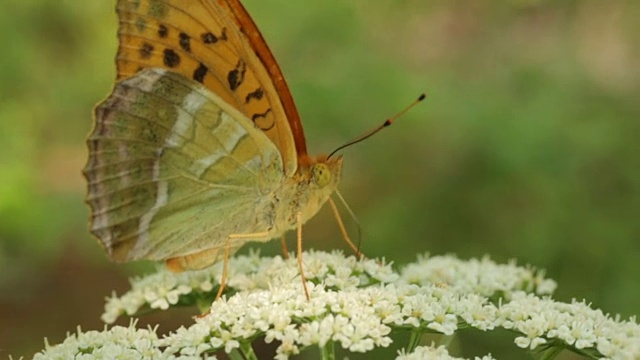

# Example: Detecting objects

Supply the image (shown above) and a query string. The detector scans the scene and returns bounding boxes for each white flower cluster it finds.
[172,285,371,358]
[32,322,184,360]
[396,344,495,360]
[34,251,640,359]
[102,251,554,324]
[499,292,640,359]
[164,280,504,359]
[400,254,557,297]
[100,251,276,323]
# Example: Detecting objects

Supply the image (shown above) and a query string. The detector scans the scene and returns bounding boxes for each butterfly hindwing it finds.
[85,68,284,261]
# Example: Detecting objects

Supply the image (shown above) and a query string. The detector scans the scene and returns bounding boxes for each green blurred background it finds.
[1,0,638,358]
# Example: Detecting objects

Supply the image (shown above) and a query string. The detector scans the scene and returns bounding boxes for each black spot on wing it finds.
[163,49,180,68]
[193,63,208,83]
[139,43,154,59]
[179,32,191,52]
[245,87,264,103]
[251,108,274,131]
[227,60,246,91]
[158,24,168,38]
[201,27,227,44]
[201,32,218,44]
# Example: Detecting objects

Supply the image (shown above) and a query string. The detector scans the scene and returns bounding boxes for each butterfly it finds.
[83,0,349,298]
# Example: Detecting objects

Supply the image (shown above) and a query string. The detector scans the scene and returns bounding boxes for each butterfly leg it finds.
[167,231,271,309]
[280,234,290,259]
[295,212,311,300]
[328,197,365,260]
[214,231,272,301]
[215,237,232,301]
[191,235,236,319]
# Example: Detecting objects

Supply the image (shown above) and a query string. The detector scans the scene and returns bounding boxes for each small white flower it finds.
[297,321,328,347]
[396,343,495,360]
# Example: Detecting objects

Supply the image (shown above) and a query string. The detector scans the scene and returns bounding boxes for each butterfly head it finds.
[297,154,343,202]
[278,154,343,227]
[311,155,343,191]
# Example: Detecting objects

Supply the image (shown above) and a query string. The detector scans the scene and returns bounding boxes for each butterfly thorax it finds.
[268,155,344,235]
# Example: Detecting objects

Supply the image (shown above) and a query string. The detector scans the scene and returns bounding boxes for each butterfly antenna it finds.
[327,93,426,159]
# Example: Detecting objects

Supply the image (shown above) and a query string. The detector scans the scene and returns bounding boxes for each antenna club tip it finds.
[418,93,427,101]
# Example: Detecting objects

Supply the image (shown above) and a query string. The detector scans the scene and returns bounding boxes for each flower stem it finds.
[406,329,424,353]
[228,349,245,360]
[238,341,258,360]
[319,341,336,360]
[538,346,564,360]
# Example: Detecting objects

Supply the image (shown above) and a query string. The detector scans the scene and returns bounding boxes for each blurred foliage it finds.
[0,0,638,358]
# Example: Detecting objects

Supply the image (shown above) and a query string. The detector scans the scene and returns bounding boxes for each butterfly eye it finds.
[312,163,332,188]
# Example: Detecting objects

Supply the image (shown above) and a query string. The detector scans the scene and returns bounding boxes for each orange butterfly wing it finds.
[114,0,308,174]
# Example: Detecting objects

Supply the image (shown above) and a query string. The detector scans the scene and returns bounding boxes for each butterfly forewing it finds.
[85,68,284,261]
[86,0,346,274]
[114,0,301,174]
